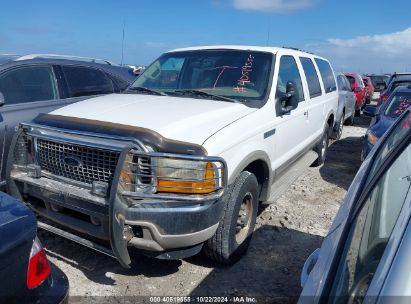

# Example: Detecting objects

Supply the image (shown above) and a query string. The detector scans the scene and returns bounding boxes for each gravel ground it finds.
[39,116,370,303]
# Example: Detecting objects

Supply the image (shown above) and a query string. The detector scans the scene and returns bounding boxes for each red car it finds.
[362,76,374,104]
[344,72,366,116]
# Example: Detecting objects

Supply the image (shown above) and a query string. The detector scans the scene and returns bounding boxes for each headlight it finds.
[156,158,218,194]
[119,152,225,195]
[12,131,35,167]
[367,131,379,145]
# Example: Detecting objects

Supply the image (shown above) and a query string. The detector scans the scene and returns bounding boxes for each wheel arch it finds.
[228,151,272,202]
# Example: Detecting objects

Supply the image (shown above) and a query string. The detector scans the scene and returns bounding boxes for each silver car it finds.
[332,73,356,139]
[300,107,411,303]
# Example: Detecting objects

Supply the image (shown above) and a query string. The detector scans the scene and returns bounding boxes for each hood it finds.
[50,93,256,145]
[370,115,395,138]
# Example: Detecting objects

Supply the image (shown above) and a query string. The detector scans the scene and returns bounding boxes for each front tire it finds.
[204,171,258,264]
[312,123,329,167]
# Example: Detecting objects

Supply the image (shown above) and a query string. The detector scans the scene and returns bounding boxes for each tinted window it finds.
[330,141,411,301]
[337,75,349,91]
[276,55,304,102]
[346,75,355,86]
[315,58,336,93]
[0,66,57,104]
[300,57,322,98]
[62,66,115,97]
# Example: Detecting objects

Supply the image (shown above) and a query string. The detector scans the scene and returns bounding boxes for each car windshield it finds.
[391,81,411,91]
[385,92,411,117]
[369,75,388,87]
[129,50,273,105]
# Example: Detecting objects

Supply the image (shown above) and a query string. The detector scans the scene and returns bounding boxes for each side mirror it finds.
[363,105,378,117]
[0,92,4,107]
[280,81,298,114]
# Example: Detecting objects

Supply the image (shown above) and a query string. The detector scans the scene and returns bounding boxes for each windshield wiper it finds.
[173,89,240,103]
[126,86,167,96]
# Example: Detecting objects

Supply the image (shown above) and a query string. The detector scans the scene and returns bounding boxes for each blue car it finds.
[361,85,411,160]
[0,192,69,303]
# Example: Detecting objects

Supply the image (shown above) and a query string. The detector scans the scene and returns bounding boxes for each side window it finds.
[276,55,304,102]
[0,66,57,105]
[337,75,346,91]
[300,57,322,98]
[343,77,352,92]
[314,58,337,93]
[62,66,115,97]
[330,139,411,301]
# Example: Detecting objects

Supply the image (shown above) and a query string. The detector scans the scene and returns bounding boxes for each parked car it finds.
[378,75,411,105]
[300,107,411,302]
[365,74,389,100]
[344,72,366,116]
[362,76,374,104]
[7,46,338,267]
[361,85,411,160]
[333,73,356,139]
[0,191,69,303]
[0,54,134,187]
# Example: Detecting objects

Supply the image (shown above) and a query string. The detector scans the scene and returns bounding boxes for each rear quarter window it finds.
[300,57,322,98]
[314,58,337,93]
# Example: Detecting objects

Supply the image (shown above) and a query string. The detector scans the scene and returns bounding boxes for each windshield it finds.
[369,75,388,87]
[130,50,273,105]
[385,92,411,117]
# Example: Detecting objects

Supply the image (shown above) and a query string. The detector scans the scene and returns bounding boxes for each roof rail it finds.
[14,54,116,65]
[281,46,314,55]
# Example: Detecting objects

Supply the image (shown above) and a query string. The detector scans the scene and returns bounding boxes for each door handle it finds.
[304,111,308,117]
[301,248,320,288]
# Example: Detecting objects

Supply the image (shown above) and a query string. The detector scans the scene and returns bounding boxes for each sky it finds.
[1,0,411,73]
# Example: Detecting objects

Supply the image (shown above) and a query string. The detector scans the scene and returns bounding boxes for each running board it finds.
[267,150,318,203]
[37,221,117,259]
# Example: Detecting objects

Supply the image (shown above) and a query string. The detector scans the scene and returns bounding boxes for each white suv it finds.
[8,46,338,267]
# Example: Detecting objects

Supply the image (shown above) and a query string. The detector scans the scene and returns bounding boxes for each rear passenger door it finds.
[299,57,325,142]
[0,64,63,184]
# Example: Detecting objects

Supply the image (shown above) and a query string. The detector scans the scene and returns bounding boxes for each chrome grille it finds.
[36,138,120,185]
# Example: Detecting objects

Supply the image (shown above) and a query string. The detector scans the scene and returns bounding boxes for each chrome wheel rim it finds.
[321,133,327,158]
[235,192,253,244]
[338,119,344,138]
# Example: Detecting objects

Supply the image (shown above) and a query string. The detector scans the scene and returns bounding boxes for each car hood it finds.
[50,93,256,145]
[369,115,395,138]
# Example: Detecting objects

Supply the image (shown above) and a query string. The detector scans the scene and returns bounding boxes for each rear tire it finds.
[204,171,258,264]
[345,110,355,126]
[312,123,329,167]
[333,115,344,140]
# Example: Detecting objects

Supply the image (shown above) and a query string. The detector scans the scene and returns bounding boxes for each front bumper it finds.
[10,171,224,256]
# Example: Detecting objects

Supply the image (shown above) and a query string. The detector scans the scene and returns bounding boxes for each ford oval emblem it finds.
[63,155,82,167]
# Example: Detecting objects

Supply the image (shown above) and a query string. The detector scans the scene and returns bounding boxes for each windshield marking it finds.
[233,54,255,93]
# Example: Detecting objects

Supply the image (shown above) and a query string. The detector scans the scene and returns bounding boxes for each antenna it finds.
[121,20,125,65]
[266,16,270,46]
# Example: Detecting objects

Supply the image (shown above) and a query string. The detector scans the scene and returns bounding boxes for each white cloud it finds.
[232,0,313,12]
[306,27,411,73]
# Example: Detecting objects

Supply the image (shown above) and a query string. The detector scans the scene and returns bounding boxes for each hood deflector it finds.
[32,114,207,156]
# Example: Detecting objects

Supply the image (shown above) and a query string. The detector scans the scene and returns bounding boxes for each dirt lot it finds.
[39,116,370,303]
